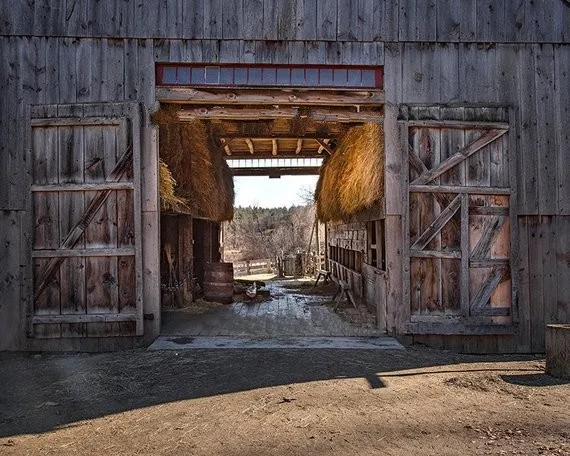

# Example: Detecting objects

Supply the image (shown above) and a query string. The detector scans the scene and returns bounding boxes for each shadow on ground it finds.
[0,347,548,438]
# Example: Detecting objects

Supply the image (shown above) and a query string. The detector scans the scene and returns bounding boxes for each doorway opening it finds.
[152,73,386,338]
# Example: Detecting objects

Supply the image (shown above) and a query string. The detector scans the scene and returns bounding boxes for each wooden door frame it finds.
[395,105,520,336]
[23,102,159,342]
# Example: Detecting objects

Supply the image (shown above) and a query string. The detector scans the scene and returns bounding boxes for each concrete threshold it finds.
[149,335,405,350]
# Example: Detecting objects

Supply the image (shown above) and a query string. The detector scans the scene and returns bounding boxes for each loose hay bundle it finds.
[316,123,384,222]
[154,106,235,221]
[159,158,189,212]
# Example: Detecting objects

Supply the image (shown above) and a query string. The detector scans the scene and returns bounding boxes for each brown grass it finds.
[316,123,384,222]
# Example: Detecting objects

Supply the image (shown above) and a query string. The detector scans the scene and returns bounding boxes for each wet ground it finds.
[161,278,383,337]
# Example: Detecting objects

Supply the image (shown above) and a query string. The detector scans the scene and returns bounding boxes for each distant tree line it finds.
[223,205,324,261]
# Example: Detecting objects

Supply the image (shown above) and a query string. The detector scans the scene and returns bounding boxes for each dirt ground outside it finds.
[0,347,568,456]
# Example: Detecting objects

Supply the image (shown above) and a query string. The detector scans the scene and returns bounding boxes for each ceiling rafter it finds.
[245,138,254,154]
[220,138,232,156]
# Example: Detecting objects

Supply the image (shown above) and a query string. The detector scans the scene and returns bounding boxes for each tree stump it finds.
[545,324,570,380]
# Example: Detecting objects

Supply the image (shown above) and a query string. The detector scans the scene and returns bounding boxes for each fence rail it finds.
[233,259,275,276]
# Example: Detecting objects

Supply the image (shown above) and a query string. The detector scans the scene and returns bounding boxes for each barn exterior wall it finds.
[0,0,568,352]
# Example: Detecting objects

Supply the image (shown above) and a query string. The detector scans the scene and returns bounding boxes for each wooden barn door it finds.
[402,112,514,334]
[29,104,144,339]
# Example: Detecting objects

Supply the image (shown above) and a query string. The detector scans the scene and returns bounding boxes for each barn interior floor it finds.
[161,279,384,338]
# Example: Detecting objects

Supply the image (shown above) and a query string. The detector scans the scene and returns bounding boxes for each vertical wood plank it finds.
[476,0,505,42]
[554,45,570,215]
[542,216,557,327]
[223,0,244,39]
[556,217,570,327]
[459,0,477,41]
[517,44,539,214]
[436,0,461,41]
[534,44,556,215]
[503,0,526,43]
[293,0,317,40]
[0,212,23,347]
[439,43,459,103]
[73,41,92,101]
[316,0,337,40]
[180,0,204,39]
[124,39,140,101]
[138,39,156,108]
[460,193,469,315]
[528,216,544,352]
[203,0,223,39]
[242,0,264,39]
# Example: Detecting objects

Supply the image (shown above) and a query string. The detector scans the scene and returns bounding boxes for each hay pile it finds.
[153,106,234,222]
[316,123,384,222]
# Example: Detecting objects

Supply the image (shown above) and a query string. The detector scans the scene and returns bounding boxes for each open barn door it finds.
[28,103,145,339]
[401,107,515,335]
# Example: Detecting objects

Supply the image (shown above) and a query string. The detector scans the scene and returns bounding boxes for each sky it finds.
[234,175,318,208]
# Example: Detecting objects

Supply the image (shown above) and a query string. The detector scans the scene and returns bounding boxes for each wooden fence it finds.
[233,259,275,276]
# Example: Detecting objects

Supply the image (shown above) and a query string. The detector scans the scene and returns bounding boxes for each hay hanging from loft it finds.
[159,158,189,212]
[153,106,235,222]
[315,123,384,222]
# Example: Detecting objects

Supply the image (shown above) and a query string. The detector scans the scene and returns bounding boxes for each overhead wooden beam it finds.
[245,138,254,154]
[176,107,383,122]
[316,139,333,155]
[220,138,231,156]
[295,139,303,154]
[157,87,385,106]
[231,166,321,176]
[272,139,278,156]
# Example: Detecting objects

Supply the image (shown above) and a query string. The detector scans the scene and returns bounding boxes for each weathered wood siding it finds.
[0,1,567,43]
[0,0,568,351]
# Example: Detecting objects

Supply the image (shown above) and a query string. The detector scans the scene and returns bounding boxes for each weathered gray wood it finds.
[316,0,337,40]
[554,47,570,215]
[32,248,135,258]
[517,44,539,215]
[546,325,570,379]
[410,185,510,195]
[203,0,223,39]
[33,313,137,324]
[0,211,23,348]
[527,216,545,351]
[410,250,461,260]
[34,139,132,303]
[157,87,385,105]
[556,217,570,328]
[534,44,557,215]
[179,0,204,39]
[407,322,516,336]
[412,129,507,186]
[411,194,461,251]
[407,120,508,130]
[469,266,509,311]
[470,216,507,260]
[32,183,134,192]
[242,0,264,40]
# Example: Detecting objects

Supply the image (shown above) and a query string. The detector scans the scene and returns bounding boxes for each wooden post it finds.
[546,324,570,379]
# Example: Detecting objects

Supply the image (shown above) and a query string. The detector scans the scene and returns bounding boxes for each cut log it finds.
[546,324,570,379]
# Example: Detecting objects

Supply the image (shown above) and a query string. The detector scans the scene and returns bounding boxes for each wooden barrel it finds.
[203,262,234,304]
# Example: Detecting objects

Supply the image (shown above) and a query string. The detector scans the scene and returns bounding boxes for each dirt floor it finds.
[1,347,568,455]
